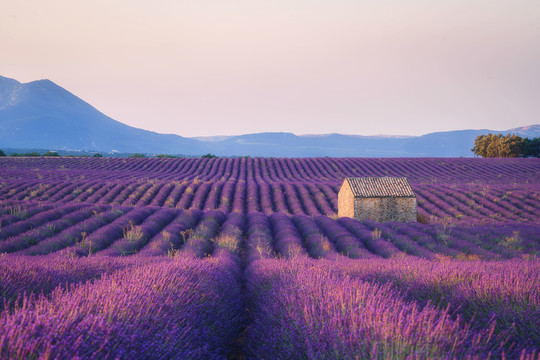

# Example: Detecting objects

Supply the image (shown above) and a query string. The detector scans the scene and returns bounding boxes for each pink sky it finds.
[2,0,539,137]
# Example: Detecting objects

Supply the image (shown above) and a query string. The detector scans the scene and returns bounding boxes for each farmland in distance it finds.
[0,157,539,359]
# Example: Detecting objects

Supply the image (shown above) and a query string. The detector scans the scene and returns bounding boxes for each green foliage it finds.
[0,149,5,157]
[522,137,540,157]
[93,153,103,158]
[156,154,179,158]
[10,152,40,157]
[129,153,146,158]
[472,133,539,158]
[42,151,60,157]
[201,153,217,159]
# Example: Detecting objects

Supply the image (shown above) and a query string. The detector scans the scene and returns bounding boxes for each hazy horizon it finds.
[2,1,539,137]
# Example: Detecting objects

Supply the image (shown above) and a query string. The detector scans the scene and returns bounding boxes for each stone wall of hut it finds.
[353,197,417,223]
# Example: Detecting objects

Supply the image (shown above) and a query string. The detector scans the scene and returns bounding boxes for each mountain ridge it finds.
[0,75,205,154]
[1,75,538,157]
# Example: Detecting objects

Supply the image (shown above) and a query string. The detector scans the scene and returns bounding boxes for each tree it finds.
[130,153,145,158]
[498,134,524,158]
[43,151,60,157]
[522,138,540,157]
[472,133,540,158]
[201,153,217,159]
[472,133,528,158]
[472,134,492,157]
[0,149,5,157]
[93,153,103,157]
[156,154,178,158]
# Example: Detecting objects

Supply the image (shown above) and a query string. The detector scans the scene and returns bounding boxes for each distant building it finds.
[338,177,417,222]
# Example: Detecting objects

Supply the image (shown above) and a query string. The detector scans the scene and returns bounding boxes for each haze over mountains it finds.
[1,75,538,157]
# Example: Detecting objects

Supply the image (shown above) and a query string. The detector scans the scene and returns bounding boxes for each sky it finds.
[1,0,539,137]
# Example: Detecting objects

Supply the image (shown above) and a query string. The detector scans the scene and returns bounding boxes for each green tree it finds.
[43,151,60,157]
[0,149,5,157]
[485,138,500,157]
[130,153,146,158]
[499,134,524,157]
[472,134,492,157]
[522,138,540,157]
[472,133,525,158]
[93,153,103,158]
[201,153,217,159]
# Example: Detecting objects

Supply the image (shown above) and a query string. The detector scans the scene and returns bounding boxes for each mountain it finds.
[1,75,538,157]
[507,125,540,138]
[197,126,540,157]
[0,76,204,154]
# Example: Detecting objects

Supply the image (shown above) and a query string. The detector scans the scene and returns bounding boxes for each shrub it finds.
[11,152,40,157]
[42,151,60,157]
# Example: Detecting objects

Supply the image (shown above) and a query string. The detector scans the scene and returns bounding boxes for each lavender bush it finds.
[0,255,244,359]
[0,157,538,359]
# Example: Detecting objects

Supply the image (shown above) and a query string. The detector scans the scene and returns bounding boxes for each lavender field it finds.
[0,157,539,359]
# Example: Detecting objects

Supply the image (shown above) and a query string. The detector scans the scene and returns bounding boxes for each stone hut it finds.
[338,177,416,222]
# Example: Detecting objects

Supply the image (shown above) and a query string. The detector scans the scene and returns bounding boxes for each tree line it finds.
[472,133,539,158]
[0,150,103,157]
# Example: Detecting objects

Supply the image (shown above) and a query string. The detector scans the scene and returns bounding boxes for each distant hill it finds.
[1,75,538,157]
[0,76,204,154]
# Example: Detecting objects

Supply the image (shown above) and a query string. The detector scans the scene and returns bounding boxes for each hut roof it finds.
[345,177,415,198]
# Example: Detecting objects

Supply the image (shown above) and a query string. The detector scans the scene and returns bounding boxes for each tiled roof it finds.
[345,177,415,198]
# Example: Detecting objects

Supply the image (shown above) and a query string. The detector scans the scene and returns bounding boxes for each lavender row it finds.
[100,208,178,256]
[138,209,203,256]
[0,180,340,218]
[0,206,103,253]
[62,207,155,257]
[1,207,538,259]
[1,157,539,185]
[1,179,538,224]
[244,258,537,359]
[179,210,226,258]
[0,254,537,358]
[17,207,129,255]
[0,255,151,311]
[324,258,540,357]
[0,203,87,241]
[0,255,245,359]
